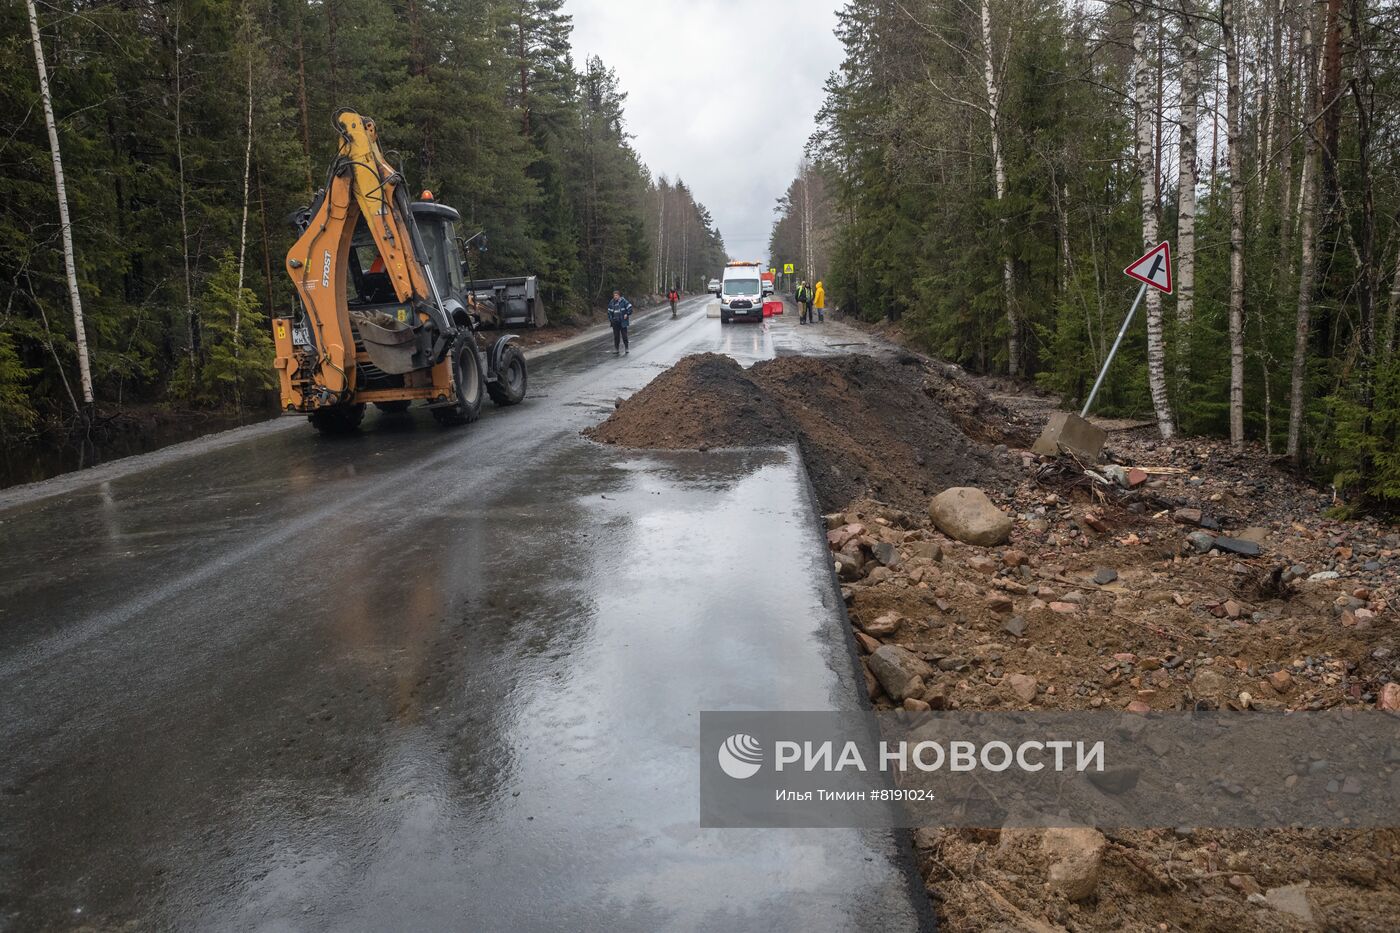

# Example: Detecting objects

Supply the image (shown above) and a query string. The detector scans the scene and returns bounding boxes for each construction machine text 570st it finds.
[273,109,540,433]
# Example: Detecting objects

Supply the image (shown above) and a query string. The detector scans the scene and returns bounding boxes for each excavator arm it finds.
[278,109,457,407]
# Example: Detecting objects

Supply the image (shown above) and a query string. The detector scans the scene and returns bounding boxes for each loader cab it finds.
[343,201,467,309]
[409,201,468,298]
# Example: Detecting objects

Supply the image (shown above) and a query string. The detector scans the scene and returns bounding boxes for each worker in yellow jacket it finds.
[813,281,826,323]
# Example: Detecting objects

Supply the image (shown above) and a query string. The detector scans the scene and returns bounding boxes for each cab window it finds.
[347,219,396,305]
[415,215,465,295]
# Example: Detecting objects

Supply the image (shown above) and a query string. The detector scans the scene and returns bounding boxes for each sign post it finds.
[1081,242,1173,417]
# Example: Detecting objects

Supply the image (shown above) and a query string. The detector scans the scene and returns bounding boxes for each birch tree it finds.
[171,7,196,373]
[1222,0,1246,449]
[25,0,93,407]
[1287,8,1319,460]
[1134,5,1174,437]
[1175,0,1199,339]
[980,0,1018,377]
[235,42,254,342]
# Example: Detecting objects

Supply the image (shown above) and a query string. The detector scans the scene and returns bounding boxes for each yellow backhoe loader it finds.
[272,109,533,433]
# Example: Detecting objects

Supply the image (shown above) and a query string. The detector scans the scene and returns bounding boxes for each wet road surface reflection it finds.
[0,297,927,931]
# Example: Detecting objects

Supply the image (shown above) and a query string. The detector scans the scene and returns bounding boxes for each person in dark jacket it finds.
[796,281,810,324]
[607,290,633,354]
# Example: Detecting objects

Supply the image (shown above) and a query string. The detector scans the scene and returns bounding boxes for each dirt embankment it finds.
[585,352,1019,513]
[590,348,1399,932]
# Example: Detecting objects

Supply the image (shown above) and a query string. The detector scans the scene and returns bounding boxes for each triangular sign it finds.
[1124,241,1173,294]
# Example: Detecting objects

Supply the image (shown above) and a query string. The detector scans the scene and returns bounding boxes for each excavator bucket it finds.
[352,311,420,375]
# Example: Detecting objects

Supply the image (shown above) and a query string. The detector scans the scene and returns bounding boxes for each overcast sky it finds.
[568,0,844,263]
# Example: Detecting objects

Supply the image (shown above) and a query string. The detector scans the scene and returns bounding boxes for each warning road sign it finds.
[1081,240,1175,417]
[1124,242,1173,294]
[783,263,795,274]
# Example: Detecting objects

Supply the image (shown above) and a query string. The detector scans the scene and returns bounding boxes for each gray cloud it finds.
[568,0,843,263]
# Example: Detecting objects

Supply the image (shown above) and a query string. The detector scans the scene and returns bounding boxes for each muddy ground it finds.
[592,349,1400,931]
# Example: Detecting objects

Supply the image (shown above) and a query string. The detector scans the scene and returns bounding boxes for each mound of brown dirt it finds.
[585,353,1012,512]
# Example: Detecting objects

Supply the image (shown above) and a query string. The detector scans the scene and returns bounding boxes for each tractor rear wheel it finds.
[309,403,366,434]
[432,340,484,427]
[487,345,528,407]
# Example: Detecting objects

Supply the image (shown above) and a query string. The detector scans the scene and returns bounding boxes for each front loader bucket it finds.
[468,276,546,329]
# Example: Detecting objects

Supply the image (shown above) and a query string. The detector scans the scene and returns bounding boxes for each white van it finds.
[720,263,764,324]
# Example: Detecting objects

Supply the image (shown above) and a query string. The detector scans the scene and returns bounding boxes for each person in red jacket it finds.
[667,286,680,318]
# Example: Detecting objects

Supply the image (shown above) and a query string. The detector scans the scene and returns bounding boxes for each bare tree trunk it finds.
[980,0,1018,377]
[518,12,530,137]
[1259,322,1274,455]
[1135,7,1174,437]
[26,0,94,407]
[1176,1,1199,333]
[806,172,813,280]
[1345,0,1376,389]
[1319,0,1343,200]
[1055,180,1073,296]
[235,55,253,342]
[1277,21,1296,292]
[654,183,666,293]
[806,170,814,280]
[1287,10,1319,460]
[1154,23,1164,213]
[171,7,196,375]
[1384,234,1399,360]
[1210,57,1222,183]
[1223,0,1246,449]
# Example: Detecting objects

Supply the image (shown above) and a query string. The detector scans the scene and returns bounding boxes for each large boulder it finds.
[867,645,935,702]
[929,487,1012,547]
[1041,826,1107,902]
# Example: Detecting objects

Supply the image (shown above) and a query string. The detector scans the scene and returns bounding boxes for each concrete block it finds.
[1032,411,1107,463]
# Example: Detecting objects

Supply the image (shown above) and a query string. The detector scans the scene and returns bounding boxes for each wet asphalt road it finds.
[0,297,931,931]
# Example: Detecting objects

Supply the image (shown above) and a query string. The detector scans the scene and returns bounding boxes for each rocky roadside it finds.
[828,433,1399,930]
[585,341,1398,930]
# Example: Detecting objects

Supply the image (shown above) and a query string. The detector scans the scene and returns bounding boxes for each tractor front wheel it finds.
[488,345,528,407]
[432,340,484,427]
